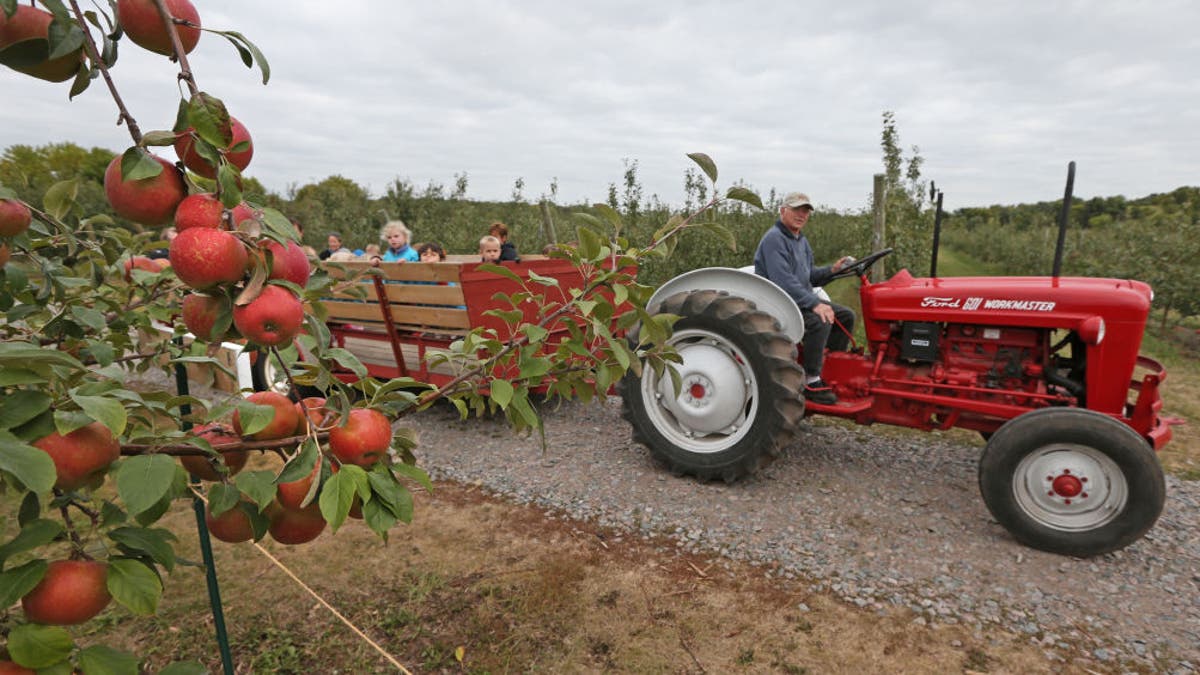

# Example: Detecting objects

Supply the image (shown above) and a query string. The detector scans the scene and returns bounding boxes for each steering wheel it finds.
[828,248,894,281]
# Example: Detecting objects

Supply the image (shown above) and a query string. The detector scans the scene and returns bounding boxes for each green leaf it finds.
[0,430,56,493]
[576,226,605,260]
[0,369,42,386]
[107,558,162,615]
[367,468,409,514]
[70,393,127,436]
[234,470,277,509]
[389,462,433,492]
[325,348,367,378]
[520,324,549,344]
[362,497,397,537]
[319,466,366,532]
[276,438,319,485]
[46,19,84,60]
[140,130,178,147]
[234,400,277,437]
[476,263,522,284]
[489,379,514,410]
[516,355,551,379]
[725,185,764,210]
[7,623,73,670]
[119,147,163,181]
[592,203,624,231]
[108,527,178,573]
[0,390,52,429]
[687,152,718,183]
[697,221,737,252]
[206,482,240,517]
[42,178,78,221]
[509,392,541,430]
[0,519,63,568]
[217,30,271,84]
[0,559,47,609]
[187,92,231,148]
[217,162,243,208]
[77,645,140,675]
[116,455,177,515]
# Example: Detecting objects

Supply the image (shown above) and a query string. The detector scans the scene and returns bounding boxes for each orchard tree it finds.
[0,2,759,671]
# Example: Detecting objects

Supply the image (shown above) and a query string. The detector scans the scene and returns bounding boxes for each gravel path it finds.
[407,396,1200,673]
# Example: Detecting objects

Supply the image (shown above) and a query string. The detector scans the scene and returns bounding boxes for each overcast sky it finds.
[3,1,1197,213]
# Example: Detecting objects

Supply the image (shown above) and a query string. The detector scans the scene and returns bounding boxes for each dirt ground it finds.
[78,477,1125,674]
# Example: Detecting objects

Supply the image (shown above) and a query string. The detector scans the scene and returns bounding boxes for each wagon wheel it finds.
[977,407,1165,557]
[619,290,806,482]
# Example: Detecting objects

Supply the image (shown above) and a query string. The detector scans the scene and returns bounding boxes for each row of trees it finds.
[7,119,1193,325]
[1,111,937,288]
[943,187,1200,326]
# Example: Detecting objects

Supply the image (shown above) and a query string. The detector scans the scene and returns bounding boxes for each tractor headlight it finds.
[1078,316,1106,345]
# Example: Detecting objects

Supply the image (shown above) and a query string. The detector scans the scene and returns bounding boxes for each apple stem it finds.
[150,0,199,96]
[66,0,143,145]
[267,345,314,412]
[57,499,89,557]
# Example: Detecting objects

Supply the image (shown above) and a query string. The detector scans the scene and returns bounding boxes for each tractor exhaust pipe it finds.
[1052,161,1075,278]
[929,188,944,278]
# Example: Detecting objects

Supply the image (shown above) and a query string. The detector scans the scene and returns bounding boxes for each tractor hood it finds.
[861,270,1153,330]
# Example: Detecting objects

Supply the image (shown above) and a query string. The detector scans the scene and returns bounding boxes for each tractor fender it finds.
[648,267,805,343]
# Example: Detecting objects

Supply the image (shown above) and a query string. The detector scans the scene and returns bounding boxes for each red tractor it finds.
[620,167,1171,557]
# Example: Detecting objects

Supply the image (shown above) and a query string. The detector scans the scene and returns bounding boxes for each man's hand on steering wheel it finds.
[828,248,894,280]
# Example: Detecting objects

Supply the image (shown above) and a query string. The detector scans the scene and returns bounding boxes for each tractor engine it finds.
[894,321,1051,396]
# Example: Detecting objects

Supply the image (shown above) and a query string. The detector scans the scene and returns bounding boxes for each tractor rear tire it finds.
[978,407,1165,557]
[619,290,806,482]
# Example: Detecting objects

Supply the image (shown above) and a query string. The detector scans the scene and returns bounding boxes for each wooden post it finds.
[539,200,557,246]
[871,174,887,283]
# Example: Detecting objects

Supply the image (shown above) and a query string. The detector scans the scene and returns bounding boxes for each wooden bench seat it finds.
[318,257,561,382]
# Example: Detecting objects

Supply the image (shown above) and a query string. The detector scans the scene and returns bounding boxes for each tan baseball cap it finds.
[782,192,814,209]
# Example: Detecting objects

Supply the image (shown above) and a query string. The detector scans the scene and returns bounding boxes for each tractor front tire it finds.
[978,407,1165,557]
[619,290,805,482]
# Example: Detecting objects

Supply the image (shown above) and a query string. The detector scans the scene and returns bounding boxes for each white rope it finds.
[192,488,411,673]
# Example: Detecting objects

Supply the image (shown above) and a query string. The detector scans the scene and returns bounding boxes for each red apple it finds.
[233,285,304,348]
[329,408,392,468]
[104,153,186,227]
[230,202,256,227]
[0,198,32,237]
[180,423,247,481]
[276,457,320,510]
[0,660,36,674]
[21,560,112,625]
[293,397,334,434]
[32,422,121,491]
[174,192,224,231]
[169,227,248,289]
[233,391,300,441]
[263,239,311,288]
[0,243,10,268]
[116,0,200,56]
[123,255,170,281]
[205,501,256,543]
[181,292,228,341]
[174,117,253,179]
[0,5,85,82]
[266,501,326,545]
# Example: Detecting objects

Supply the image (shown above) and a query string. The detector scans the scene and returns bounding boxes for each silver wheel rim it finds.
[258,353,291,395]
[1012,443,1127,531]
[639,328,757,454]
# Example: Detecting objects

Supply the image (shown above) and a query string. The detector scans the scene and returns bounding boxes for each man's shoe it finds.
[803,379,837,405]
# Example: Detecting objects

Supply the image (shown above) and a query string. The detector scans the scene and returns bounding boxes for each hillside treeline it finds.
[5,131,1194,325]
[942,188,1200,327]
